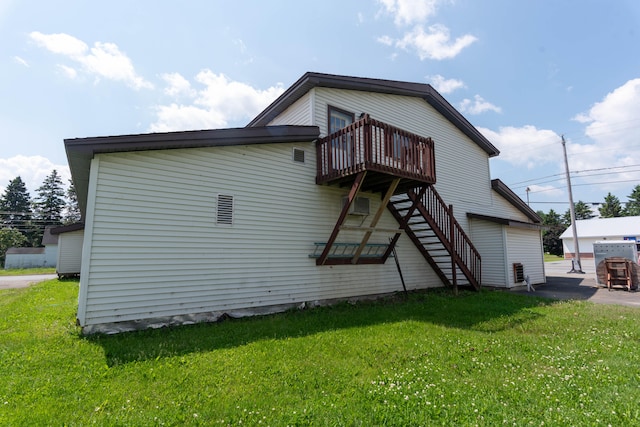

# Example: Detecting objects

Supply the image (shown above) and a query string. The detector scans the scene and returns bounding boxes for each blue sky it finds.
[2,0,640,216]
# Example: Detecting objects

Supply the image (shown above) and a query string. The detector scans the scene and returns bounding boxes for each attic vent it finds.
[216,194,234,225]
[342,196,370,216]
[293,148,305,163]
[513,263,524,283]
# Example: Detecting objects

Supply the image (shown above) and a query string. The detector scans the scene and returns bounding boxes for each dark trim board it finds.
[467,213,544,230]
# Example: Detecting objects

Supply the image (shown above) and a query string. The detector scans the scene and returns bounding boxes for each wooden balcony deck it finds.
[316,115,436,194]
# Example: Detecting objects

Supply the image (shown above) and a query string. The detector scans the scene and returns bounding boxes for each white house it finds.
[560,216,640,259]
[65,72,544,334]
[50,223,84,277]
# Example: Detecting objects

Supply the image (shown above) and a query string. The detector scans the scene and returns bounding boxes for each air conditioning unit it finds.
[342,196,370,215]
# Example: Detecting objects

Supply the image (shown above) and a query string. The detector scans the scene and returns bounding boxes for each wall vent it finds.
[342,196,370,216]
[513,263,524,283]
[293,148,305,163]
[216,194,234,225]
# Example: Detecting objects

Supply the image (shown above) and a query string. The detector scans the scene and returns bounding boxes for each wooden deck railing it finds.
[316,115,436,185]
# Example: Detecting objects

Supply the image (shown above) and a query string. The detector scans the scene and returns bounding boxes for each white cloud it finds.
[378,0,439,26]
[29,32,153,90]
[0,155,71,195]
[14,56,28,67]
[479,125,561,169]
[30,31,87,56]
[149,71,285,132]
[578,78,640,143]
[565,78,640,189]
[459,95,501,114]
[377,35,394,46]
[396,24,477,60]
[161,72,195,98]
[57,64,77,79]
[427,74,465,94]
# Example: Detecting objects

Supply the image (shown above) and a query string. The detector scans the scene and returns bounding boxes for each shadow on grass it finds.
[85,288,558,366]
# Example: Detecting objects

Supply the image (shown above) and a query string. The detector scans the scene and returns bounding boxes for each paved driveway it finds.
[511,260,640,308]
[0,274,58,290]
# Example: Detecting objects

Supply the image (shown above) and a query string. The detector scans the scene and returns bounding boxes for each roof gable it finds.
[491,179,542,223]
[248,72,500,157]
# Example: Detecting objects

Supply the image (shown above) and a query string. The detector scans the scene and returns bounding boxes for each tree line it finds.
[0,171,80,266]
[537,185,640,256]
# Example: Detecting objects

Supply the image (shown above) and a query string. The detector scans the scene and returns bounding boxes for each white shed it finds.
[51,223,85,277]
[560,216,640,259]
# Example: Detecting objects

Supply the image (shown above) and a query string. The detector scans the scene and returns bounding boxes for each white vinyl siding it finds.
[312,88,502,230]
[78,142,439,327]
[56,230,84,275]
[267,92,314,126]
[506,228,545,286]
[469,219,507,286]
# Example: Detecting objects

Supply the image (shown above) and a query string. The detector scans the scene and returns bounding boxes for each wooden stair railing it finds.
[387,185,481,291]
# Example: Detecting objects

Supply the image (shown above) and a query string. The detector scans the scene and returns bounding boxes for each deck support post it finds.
[316,171,367,266]
[352,178,401,264]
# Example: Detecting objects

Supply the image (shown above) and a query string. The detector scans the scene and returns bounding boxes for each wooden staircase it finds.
[387,185,481,291]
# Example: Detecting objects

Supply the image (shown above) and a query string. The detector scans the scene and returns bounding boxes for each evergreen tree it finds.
[541,208,566,256]
[562,200,596,225]
[33,170,66,228]
[624,185,640,216]
[63,179,81,224]
[598,192,623,218]
[0,176,33,232]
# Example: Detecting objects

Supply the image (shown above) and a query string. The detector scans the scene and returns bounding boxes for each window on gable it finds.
[216,194,234,225]
[328,106,355,168]
[328,106,354,134]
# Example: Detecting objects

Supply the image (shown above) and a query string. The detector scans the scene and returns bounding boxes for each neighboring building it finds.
[51,223,85,277]
[65,72,544,334]
[4,226,58,269]
[560,216,640,259]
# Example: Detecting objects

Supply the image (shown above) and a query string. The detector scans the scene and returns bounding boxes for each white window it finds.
[328,106,354,134]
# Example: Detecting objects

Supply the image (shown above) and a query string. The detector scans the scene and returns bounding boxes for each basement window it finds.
[216,194,234,225]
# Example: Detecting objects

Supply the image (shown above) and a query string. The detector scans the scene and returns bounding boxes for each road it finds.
[0,274,58,290]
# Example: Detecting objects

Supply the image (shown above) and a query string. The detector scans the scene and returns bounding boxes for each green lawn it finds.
[2,279,640,426]
[544,253,565,262]
[0,267,56,276]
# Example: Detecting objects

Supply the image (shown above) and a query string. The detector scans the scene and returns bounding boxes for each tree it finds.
[598,192,623,218]
[562,200,596,225]
[63,179,81,224]
[0,227,27,268]
[0,176,33,232]
[624,185,640,216]
[541,208,566,256]
[33,170,66,228]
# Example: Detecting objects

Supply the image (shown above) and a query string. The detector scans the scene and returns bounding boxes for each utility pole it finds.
[526,187,530,206]
[562,135,584,274]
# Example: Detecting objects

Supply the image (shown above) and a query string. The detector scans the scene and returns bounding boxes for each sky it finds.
[2,0,640,216]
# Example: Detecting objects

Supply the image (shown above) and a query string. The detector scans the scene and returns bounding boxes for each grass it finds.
[2,279,640,426]
[544,253,564,262]
[0,267,56,276]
